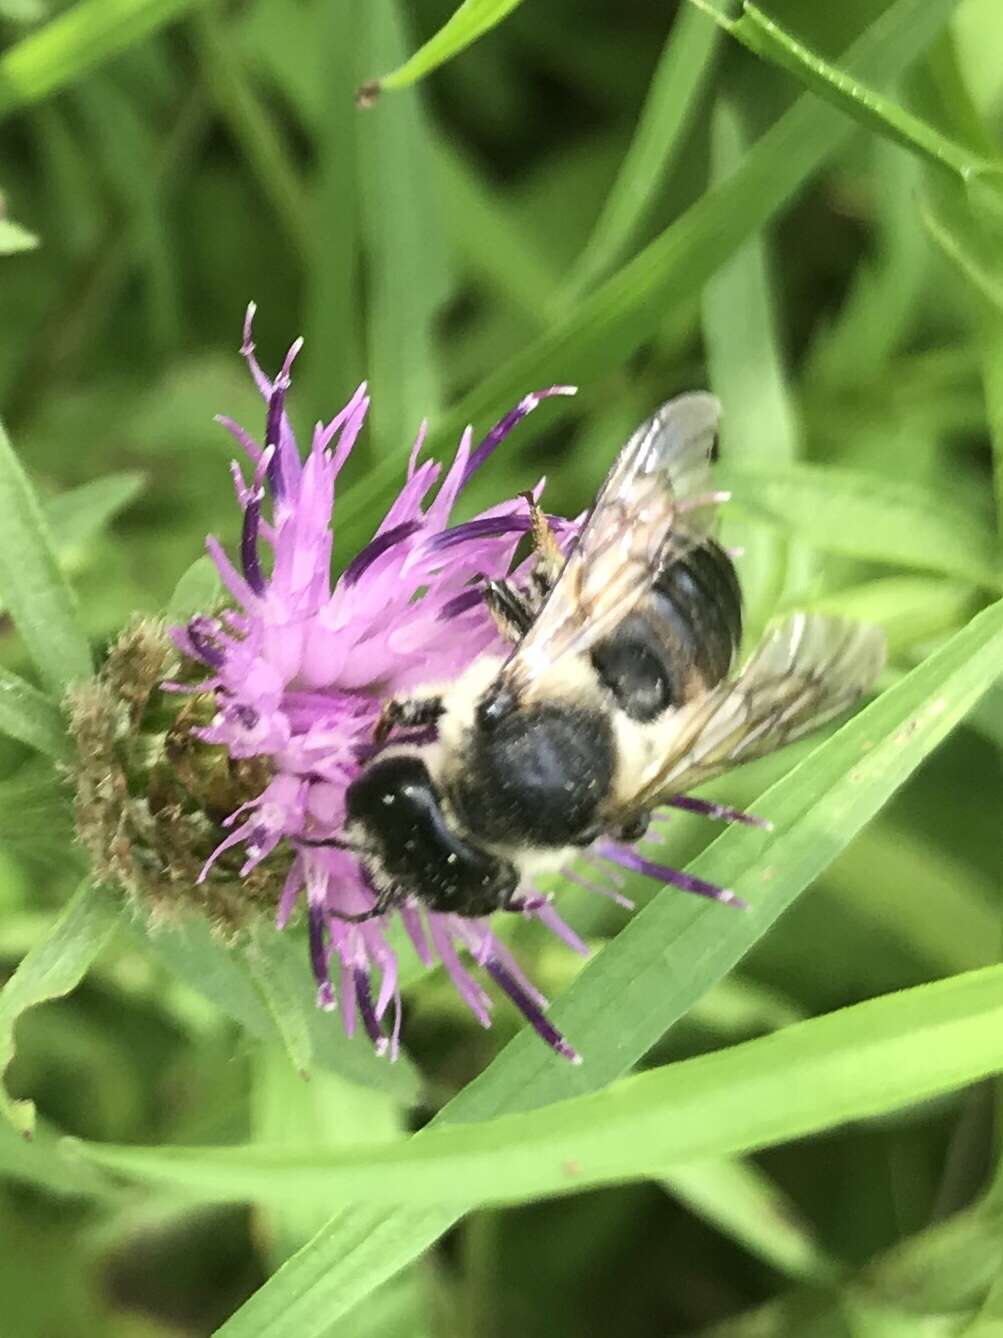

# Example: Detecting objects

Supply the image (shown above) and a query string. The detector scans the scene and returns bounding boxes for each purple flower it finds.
[170,307,759,1063]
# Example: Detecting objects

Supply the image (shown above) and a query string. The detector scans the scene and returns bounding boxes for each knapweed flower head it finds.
[156,307,761,1062]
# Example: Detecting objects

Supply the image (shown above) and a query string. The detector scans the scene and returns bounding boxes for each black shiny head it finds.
[450,703,614,848]
[345,754,519,917]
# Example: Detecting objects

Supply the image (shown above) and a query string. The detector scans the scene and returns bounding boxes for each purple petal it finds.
[428,514,530,552]
[240,485,266,595]
[240,303,270,398]
[533,901,589,956]
[264,383,288,499]
[562,865,635,911]
[400,903,433,966]
[353,968,388,1054]
[438,588,485,620]
[662,795,773,830]
[216,414,264,465]
[599,843,748,908]
[342,519,423,586]
[459,386,577,491]
[186,617,225,668]
[205,535,257,607]
[308,900,329,986]
[483,955,580,1063]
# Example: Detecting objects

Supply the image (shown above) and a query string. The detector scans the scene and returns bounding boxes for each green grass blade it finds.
[251,1048,405,1268]
[703,1202,1003,1336]
[662,1158,838,1283]
[978,307,1003,545]
[701,96,800,634]
[821,824,999,976]
[728,2,1003,188]
[0,882,118,1135]
[189,5,311,258]
[244,930,423,1103]
[364,0,525,97]
[166,556,223,620]
[962,1269,1003,1333]
[135,916,422,1104]
[805,137,929,393]
[300,0,364,421]
[560,3,721,304]
[435,140,559,323]
[919,175,1003,539]
[0,1116,119,1198]
[0,218,39,254]
[913,38,1003,543]
[921,180,1003,315]
[0,415,92,692]
[44,472,145,553]
[0,667,69,760]
[74,79,179,352]
[108,595,1003,1335]
[702,102,798,472]
[425,0,962,463]
[246,928,315,1080]
[357,0,450,455]
[798,576,975,655]
[134,916,276,1038]
[0,0,202,120]
[71,963,1003,1204]
[724,462,1000,587]
[0,472,145,620]
[0,760,78,870]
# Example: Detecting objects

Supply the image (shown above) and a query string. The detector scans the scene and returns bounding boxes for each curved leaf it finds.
[0,667,69,759]
[729,2,1003,187]
[363,0,524,99]
[71,964,1003,1206]
[0,0,202,120]
[0,882,118,1136]
[0,416,92,693]
[724,462,1001,587]
[0,217,38,254]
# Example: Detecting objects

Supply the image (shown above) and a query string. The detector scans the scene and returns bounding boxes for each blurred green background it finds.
[1,0,1003,1334]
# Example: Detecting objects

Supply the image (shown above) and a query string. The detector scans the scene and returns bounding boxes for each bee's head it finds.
[345,753,434,827]
[345,752,520,916]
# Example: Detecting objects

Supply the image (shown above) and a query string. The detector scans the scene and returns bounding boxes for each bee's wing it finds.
[619,614,886,811]
[500,393,723,695]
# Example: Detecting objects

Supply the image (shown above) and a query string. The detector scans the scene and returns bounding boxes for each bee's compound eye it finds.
[476,685,517,732]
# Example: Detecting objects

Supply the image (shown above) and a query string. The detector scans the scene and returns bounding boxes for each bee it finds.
[307,394,885,921]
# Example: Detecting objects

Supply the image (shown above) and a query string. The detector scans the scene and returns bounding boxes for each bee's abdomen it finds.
[450,704,614,849]
[591,539,742,721]
[652,538,743,687]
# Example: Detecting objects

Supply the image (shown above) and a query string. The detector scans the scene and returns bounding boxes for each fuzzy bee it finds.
[307,393,885,921]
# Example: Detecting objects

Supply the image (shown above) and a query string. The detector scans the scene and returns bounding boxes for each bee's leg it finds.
[327,905,387,923]
[611,811,651,844]
[483,579,534,642]
[374,694,445,742]
[482,495,564,642]
[521,490,565,607]
[504,891,550,913]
